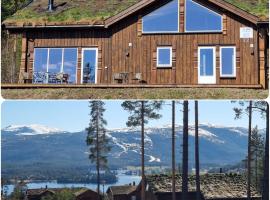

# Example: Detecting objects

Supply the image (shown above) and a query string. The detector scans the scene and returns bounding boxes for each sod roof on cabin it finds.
[3,0,269,27]
[146,174,261,199]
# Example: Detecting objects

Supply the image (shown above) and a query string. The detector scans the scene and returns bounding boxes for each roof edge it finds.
[104,0,261,28]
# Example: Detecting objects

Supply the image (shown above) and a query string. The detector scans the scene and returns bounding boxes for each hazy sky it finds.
[1,100,266,132]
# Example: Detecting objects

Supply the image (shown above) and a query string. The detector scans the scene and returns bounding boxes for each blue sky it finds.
[1,100,266,132]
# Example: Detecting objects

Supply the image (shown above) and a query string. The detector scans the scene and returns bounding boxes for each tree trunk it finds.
[255,150,258,190]
[172,101,176,200]
[141,101,146,200]
[195,101,201,200]
[247,101,252,200]
[182,101,189,199]
[97,107,100,199]
[262,103,269,200]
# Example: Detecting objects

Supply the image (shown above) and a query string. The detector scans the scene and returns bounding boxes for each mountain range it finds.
[2,123,264,173]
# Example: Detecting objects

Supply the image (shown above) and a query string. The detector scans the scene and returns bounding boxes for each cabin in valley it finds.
[143,174,262,200]
[106,184,140,200]
[24,188,100,200]
[3,0,269,88]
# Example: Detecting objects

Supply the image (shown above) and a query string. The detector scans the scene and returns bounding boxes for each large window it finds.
[220,46,236,77]
[33,48,77,84]
[142,0,179,33]
[157,47,172,68]
[185,0,222,32]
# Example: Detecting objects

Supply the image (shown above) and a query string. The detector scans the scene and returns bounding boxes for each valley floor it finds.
[1,88,268,99]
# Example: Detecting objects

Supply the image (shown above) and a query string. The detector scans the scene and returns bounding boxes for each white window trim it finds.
[184,0,223,33]
[33,47,78,84]
[142,0,180,34]
[198,46,216,84]
[220,46,236,78]
[81,48,99,84]
[157,47,173,68]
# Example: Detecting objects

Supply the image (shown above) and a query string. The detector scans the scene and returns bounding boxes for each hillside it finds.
[2,124,265,169]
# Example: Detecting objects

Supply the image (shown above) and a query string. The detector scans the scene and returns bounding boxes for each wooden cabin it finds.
[25,188,58,200]
[3,0,269,88]
[143,174,262,200]
[74,188,101,200]
[25,187,100,200]
[107,185,140,200]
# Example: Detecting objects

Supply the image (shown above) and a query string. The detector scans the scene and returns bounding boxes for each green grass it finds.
[4,0,140,24]
[4,0,269,25]
[1,88,268,99]
[225,0,269,19]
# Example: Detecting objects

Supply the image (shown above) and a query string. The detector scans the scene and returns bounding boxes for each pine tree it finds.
[195,101,201,200]
[182,100,189,200]
[233,101,252,200]
[172,101,176,200]
[233,101,268,199]
[121,101,163,200]
[250,126,265,190]
[86,101,111,199]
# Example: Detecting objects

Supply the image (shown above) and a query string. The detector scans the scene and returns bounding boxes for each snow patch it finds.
[148,155,161,163]
[3,124,65,135]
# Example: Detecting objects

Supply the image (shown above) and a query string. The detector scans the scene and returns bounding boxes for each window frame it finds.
[142,0,180,34]
[156,46,173,68]
[80,47,99,84]
[220,46,236,78]
[184,0,223,33]
[33,47,78,84]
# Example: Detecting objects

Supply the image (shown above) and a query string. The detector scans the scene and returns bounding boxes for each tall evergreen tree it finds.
[262,103,269,200]
[233,101,252,200]
[250,126,264,190]
[86,101,111,199]
[121,101,163,200]
[182,100,189,200]
[195,101,201,200]
[251,102,269,200]
[233,101,268,199]
[172,101,176,200]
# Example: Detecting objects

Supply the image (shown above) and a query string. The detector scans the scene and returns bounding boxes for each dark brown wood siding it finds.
[21,0,262,86]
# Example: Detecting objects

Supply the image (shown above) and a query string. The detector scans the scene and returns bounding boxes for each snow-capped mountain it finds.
[3,124,67,135]
[1,124,266,170]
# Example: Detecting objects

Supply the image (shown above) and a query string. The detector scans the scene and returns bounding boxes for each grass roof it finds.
[3,0,269,27]
[4,0,141,26]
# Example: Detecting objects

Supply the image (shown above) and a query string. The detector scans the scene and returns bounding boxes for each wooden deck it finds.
[1,84,263,89]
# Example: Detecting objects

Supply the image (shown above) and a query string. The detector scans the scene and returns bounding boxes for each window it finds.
[220,46,236,77]
[63,48,78,83]
[33,48,78,84]
[48,48,62,75]
[198,47,216,84]
[157,47,172,67]
[81,48,98,84]
[142,0,179,33]
[34,48,48,74]
[185,0,222,32]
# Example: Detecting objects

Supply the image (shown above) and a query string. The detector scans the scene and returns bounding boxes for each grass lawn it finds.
[1,88,268,99]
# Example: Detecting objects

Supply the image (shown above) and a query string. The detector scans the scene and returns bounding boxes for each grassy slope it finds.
[1,88,268,99]
[225,0,269,19]
[4,0,269,24]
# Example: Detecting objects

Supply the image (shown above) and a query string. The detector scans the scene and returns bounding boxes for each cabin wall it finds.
[20,0,262,86]
[24,29,111,84]
[110,0,259,85]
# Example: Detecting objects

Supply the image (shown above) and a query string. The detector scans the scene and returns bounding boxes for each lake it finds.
[4,174,141,196]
